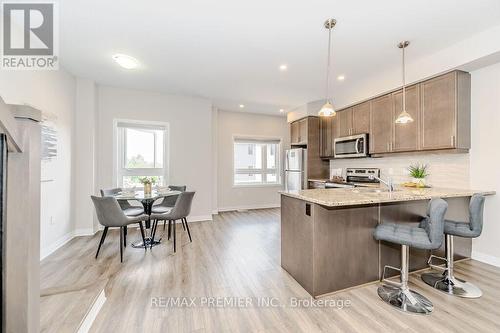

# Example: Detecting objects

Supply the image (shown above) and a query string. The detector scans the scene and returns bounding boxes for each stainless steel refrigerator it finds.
[285,148,307,191]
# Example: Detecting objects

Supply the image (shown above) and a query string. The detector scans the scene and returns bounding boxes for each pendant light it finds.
[318,18,337,117]
[395,41,414,124]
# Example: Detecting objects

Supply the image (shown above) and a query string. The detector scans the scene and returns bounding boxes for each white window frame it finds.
[232,136,282,188]
[113,119,170,188]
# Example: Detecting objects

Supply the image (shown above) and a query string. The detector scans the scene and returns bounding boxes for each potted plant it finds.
[408,163,429,188]
[139,177,156,195]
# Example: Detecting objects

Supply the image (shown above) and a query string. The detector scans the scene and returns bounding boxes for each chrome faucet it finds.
[369,175,394,192]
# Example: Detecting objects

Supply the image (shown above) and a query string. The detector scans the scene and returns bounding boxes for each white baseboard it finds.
[471,251,500,267]
[40,231,75,261]
[74,228,96,236]
[217,203,280,213]
[77,289,107,333]
[187,215,213,222]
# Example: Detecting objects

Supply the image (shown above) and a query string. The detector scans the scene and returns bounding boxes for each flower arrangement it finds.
[139,177,156,194]
[407,163,429,187]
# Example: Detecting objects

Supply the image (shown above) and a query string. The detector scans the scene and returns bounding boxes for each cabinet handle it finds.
[451,135,455,147]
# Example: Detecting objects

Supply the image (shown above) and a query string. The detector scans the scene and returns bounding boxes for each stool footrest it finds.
[381,265,402,287]
[428,254,448,272]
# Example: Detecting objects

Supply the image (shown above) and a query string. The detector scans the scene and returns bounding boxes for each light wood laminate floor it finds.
[41,209,500,333]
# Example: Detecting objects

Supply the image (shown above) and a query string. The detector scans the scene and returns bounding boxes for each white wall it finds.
[0,69,76,258]
[217,110,289,211]
[74,78,98,234]
[96,86,213,221]
[470,62,500,266]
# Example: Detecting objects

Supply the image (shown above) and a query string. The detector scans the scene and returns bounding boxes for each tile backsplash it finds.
[330,153,470,188]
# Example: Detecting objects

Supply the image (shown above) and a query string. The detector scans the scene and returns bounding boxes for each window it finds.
[233,138,281,186]
[115,121,168,188]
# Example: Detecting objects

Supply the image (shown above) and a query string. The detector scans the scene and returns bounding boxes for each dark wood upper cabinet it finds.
[420,71,470,150]
[290,121,300,144]
[319,116,334,158]
[370,94,393,154]
[336,109,352,137]
[317,70,470,159]
[298,118,308,144]
[392,84,419,152]
[352,101,371,135]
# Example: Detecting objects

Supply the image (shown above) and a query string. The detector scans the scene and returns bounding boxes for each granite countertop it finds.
[279,187,495,207]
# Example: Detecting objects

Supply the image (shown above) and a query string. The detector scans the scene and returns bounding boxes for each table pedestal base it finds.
[132,237,161,248]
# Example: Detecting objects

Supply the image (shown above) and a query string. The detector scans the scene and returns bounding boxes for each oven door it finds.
[334,134,368,158]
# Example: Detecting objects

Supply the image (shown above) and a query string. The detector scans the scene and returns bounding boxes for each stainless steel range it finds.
[325,168,381,188]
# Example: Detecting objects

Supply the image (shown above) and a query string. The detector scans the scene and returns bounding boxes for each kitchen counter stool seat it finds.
[374,198,448,314]
[422,194,485,298]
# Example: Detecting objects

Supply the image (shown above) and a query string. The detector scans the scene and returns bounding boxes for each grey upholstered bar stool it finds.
[422,194,485,298]
[91,196,148,262]
[150,191,195,252]
[374,198,448,314]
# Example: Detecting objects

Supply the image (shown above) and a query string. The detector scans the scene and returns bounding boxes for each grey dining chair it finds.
[91,196,148,262]
[152,185,187,230]
[149,191,195,252]
[100,188,144,216]
[101,188,145,247]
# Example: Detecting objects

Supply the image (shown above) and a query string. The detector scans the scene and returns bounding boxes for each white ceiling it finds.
[60,0,500,115]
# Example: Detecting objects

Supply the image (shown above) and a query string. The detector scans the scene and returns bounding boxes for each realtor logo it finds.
[1,2,58,70]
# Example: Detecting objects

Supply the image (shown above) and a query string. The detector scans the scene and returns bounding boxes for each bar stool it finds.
[421,194,485,298]
[373,198,448,314]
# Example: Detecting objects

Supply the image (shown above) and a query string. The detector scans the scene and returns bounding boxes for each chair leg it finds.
[163,220,166,230]
[95,227,108,259]
[138,222,147,251]
[183,217,192,242]
[173,219,176,253]
[123,226,127,247]
[181,218,186,231]
[150,220,158,250]
[119,227,124,263]
[168,220,172,240]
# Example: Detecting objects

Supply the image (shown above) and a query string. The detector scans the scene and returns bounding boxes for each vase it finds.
[413,178,426,188]
[144,183,152,195]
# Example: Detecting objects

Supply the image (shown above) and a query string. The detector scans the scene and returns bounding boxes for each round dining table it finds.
[114,189,181,248]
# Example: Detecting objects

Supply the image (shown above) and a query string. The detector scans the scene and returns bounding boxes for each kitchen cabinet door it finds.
[370,94,393,154]
[290,121,300,144]
[393,84,419,152]
[352,102,371,135]
[319,116,333,158]
[421,72,456,150]
[298,118,308,144]
[336,109,352,137]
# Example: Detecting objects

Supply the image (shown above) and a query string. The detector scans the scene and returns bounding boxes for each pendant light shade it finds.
[395,41,414,124]
[318,19,337,117]
[319,101,335,117]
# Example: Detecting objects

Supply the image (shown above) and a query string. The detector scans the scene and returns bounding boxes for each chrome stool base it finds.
[378,285,433,314]
[421,272,482,298]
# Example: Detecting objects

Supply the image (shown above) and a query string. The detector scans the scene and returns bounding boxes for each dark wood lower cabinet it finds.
[281,195,472,297]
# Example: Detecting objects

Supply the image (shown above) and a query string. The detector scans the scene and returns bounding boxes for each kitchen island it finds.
[280,187,494,298]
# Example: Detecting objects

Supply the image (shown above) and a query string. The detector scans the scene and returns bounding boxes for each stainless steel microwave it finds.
[334,133,369,158]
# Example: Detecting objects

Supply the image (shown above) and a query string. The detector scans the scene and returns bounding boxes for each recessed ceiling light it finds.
[239,104,245,108]
[279,109,284,113]
[337,75,345,81]
[112,54,139,69]
[279,64,288,71]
